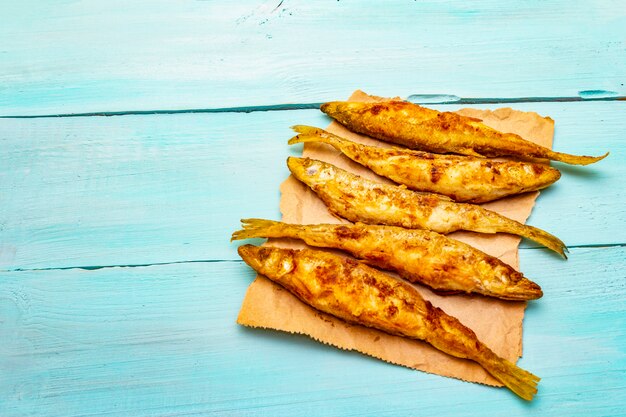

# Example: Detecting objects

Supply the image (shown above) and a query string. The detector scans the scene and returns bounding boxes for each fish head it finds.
[497,275,544,301]
[237,244,297,280]
[320,101,366,120]
[525,163,562,187]
[287,157,336,187]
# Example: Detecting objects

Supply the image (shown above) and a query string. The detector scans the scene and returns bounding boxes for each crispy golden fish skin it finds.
[238,244,540,400]
[320,101,608,166]
[287,157,567,257]
[232,219,542,300]
[289,125,561,204]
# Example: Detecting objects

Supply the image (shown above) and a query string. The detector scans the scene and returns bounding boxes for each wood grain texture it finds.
[2,1,624,414]
[1,0,625,116]
[1,102,623,270]
[0,247,624,416]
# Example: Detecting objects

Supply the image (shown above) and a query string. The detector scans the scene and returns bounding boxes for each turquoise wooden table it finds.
[1,1,625,415]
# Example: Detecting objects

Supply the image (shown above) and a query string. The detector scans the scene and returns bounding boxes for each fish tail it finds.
[288,125,344,150]
[231,218,298,241]
[291,125,328,136]
[548,150,609,166]
[468,207,568,258]
[483,356,540,401]
[517,224,568,258]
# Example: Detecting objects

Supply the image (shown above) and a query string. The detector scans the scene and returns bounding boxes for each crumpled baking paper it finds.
[237,90,554,386]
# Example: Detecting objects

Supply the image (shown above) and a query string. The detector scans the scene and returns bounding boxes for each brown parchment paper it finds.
[237,90,554,386]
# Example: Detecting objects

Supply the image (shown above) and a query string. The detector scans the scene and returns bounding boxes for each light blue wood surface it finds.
[1,1,626,115]
[1,1,625,416]
[1,102,623,270]
[1,248,624,416]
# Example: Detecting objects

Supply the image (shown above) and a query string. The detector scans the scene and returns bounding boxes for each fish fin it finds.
[431,289,465,296]
[288,126,344,149]
[290,125,328,136]
[458,148,487,158]
[413,190,455,202]
[288,133,339,148]
[329,210,348,223]
[231,218,285,241]
[402,185,454,202]
[484,358,540,401]
[549,150,609,166]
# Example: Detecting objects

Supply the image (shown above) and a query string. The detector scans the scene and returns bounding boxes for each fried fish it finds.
[321,100,608,165]
[232,219,542,300]
[238,244,540,400]
[289,125,561,203]
[287,157,567,257]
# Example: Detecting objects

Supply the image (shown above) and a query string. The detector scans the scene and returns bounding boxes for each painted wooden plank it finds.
[0,246,624,416]
[1,0,625,116]
[1,102,624,270]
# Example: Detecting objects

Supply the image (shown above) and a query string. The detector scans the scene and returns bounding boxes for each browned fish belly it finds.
[287,157,567,257]
[289,125,561,204]
[232,219,542,300]
[238,244,540,400]
[321,100,608,165]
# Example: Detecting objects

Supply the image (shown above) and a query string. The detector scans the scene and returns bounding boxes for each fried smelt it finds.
[238,244,540,400]
[287,157,567,257]
[289,125,561,204]
[321,100,608,166]
[232,219,542,300]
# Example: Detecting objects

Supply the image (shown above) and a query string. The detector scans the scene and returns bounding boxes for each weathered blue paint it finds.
[1,102,623,271]
[1,1,626,115]
[0,247,624,416]
[1,1,624,415]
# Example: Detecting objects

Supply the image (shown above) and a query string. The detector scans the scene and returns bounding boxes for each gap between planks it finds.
[3,243,625,274]
[1,96,625,119]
